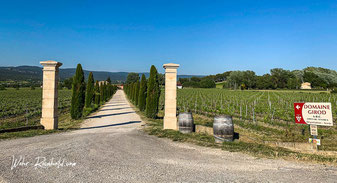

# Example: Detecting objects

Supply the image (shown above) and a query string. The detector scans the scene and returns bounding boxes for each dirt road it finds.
[0,90,336,182]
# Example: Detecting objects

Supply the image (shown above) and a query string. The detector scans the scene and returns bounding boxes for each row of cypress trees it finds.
[70,64,118,119]
[124,65,160,119]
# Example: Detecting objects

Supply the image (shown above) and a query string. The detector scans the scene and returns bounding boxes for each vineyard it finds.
[0,88,72,129]
[159,88,337,152]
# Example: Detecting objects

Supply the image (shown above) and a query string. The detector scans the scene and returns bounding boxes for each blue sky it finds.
[0,0,337,75]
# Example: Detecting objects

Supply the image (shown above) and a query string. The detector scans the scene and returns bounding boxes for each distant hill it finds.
[0,65,203,83]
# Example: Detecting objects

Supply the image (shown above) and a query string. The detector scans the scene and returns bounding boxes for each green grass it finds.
[130,98,337,165]
[142,115,337,164]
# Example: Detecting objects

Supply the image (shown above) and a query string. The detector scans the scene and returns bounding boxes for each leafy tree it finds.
[270,68,292,89]
[182,81,200,88]
[303,71,327,88]
[287,77,300,89]
[70,64,86,119]
[138,74,147,111]
[190,76,201,82]
[256,74,274,89]
[145,65,160,118]
[126,73,140,84]
[94,80,100,105]
[63,77,73,89]
[200,78,216,88]
[178,78,189,85]
[240,83,246,90]
[85,72,95,108]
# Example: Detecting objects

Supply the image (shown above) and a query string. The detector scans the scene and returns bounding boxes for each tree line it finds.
[124,65,160,119]
[194,67,337,90]
[178,77,216,88]
[70,64,118,119]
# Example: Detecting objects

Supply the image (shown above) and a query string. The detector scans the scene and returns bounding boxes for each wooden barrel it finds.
[213,115,234,143]
[178,112,194,133]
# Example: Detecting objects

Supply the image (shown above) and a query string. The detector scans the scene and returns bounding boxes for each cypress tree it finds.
[94,80,100,105]
[106,77,112,98]
[85,72,95,108]
[134,80,140,106]
[138,74,147,111]
[70,64,86,119]
[104,83,107,101]
[100,83,104,104]
[130,83,135,101]
[145,65,160,118]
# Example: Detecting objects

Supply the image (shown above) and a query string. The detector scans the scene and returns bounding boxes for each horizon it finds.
[1,64,334,77]
[1,1,337,75]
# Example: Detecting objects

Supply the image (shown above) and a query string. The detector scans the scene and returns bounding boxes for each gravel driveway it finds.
[0,90,336,182]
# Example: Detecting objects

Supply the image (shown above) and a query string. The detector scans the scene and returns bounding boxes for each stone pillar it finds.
[40,61,62,130]
[163,63,180,130]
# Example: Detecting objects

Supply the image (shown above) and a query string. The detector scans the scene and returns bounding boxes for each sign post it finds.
[294,102,334,148]
[310,125,318,136]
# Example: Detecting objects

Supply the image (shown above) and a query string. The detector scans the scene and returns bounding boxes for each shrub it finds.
[134,80,140,106]
[85,72,95,108]
[70,64,86,119]
[100,83,105,104]
[145,65,160,118]
[138,74,147,111]
[94,80,100,105]
[200,78,216,88]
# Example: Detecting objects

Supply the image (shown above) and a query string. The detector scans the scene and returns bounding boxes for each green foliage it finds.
[331,88,337,94]
[106,77,111,84]
[157,73,165,85]
[70,64,86,119]
[134,80,140,106]
[30,85,35,90]
[100,83,105,104]
[94,80,100,105]
[130,83,135,101]
[138,74,147,111]
[199,78,216,88]
[0,88,72,129]
[256,74,274,89]
[303,67,337,89]
[270,68,293,89]
[0,85,5,90]
[85,72,95,108]
[63,77,73,89]
[227,70,257,89]
[145,65,160,118]
[126,72,140,84]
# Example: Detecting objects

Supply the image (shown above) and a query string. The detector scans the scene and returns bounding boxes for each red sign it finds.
[294,102,333,126]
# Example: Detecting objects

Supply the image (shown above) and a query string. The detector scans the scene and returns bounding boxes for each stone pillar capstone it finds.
[163,63,180,130]
[40,61,62,130]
